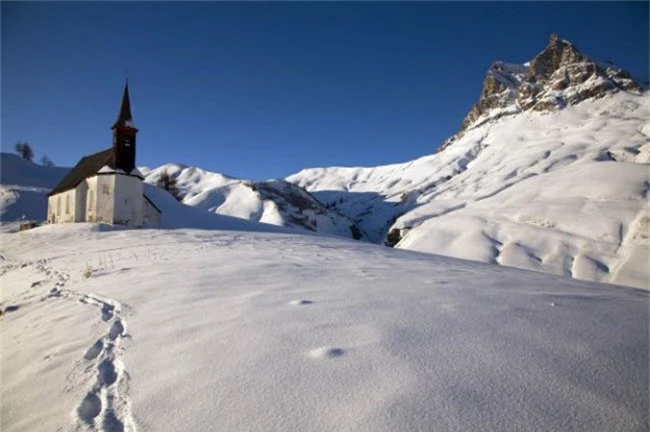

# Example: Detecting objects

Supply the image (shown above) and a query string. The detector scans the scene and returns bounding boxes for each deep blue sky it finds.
[2,2,648,180]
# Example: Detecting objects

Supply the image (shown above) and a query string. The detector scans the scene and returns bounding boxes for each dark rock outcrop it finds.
[517,34,641,112]
[384,228,402,247]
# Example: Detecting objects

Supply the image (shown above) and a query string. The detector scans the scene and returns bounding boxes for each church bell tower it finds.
[111,80,138,172]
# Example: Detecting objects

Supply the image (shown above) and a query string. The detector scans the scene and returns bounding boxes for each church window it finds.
[57,197,61,214]
[65,194,70,214]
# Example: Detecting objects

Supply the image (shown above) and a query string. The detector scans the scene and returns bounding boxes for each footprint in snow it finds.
[84,339,104,360]
[98,359,118,386]
[308,347,345,359]
[103,410,125,432]
[101,303,115,321]
[108,319,124,341]
[77,392,102,423]
[2,304,20,313]
[289,300,313,306]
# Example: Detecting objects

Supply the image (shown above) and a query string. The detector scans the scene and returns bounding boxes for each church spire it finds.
[111,79,138,172]
[112,79,136,130]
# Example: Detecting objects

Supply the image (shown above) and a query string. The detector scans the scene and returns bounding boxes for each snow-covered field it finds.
[1,222,648,432]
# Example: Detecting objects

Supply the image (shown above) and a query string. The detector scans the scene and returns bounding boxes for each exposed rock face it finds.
[440,34,643,152]
[517,34,641,112]
[459,61,528,131]
[244,180,366,238]
[384,228,402,247]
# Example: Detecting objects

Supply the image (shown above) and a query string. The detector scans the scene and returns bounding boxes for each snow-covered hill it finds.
[2,224,647,432]
[141,164,366,239]
[0,153,69,222]
[287,36,650,289]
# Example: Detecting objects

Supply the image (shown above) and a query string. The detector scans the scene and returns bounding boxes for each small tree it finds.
[14,141,34,162]
[157,170,182,201]
[40,155,55,167]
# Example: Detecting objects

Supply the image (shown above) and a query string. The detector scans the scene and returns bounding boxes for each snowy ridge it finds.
[141,164,366,239]
[288,92,650,289]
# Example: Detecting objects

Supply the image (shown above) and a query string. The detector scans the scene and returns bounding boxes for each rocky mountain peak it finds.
[527,34,584,82]
[441,34,644,151]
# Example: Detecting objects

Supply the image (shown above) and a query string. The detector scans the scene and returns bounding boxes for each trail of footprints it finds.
[75,293,134,432]
[31,260,135,432]
[75,300,134,431]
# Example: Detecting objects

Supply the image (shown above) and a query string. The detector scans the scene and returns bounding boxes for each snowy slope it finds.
[0,153,69,222]
[1,224,647,432]
[287,36,650,289]
[289,93,650,288]
[141,164,366,239]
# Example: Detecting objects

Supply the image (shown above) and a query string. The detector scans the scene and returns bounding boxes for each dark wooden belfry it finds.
[111,80,138,172]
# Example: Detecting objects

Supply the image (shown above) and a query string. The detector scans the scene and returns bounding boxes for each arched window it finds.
[65,194,70,214]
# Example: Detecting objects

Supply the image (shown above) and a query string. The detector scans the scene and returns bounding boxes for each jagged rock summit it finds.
[445,34,643,150]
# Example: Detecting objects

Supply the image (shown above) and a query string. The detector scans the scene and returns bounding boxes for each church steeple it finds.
[111,80,138,172]
[112,79,137,130]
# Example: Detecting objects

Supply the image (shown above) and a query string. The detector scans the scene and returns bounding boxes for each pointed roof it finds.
[111,79,136,129]
[48,148,114,196]
[47,146,146,196]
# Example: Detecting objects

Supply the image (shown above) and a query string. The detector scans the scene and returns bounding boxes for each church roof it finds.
[48,147,114,196]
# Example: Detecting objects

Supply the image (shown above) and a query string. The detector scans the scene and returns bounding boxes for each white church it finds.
[47,81,161,227]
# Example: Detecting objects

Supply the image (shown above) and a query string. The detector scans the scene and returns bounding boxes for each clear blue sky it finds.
[2,2,648,180]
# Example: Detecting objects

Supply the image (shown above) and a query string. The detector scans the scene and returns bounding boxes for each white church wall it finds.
[113,174,144,227]
[85,177,98,222]
[47,195,57,223]
[48,189,78,223]
[74,181,88,222]
[143,197,161,228]
[95,175,116,224]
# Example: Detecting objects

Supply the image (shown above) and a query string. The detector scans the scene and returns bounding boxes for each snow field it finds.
[1,224,648,431]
